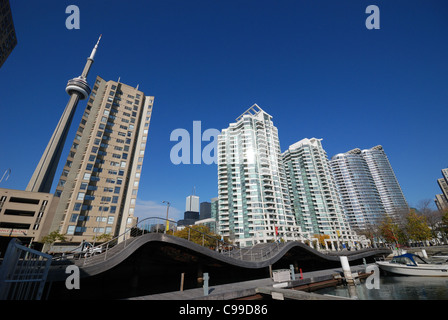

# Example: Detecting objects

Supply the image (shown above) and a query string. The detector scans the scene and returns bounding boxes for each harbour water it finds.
[316,275,448,300]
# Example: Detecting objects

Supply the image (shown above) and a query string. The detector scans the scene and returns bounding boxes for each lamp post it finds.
[162,201,170,234]
[0,169,11,183]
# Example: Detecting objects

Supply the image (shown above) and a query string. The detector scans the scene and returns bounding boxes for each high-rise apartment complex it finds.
[330,148,386,230]
[0,0,17,68]
[49,77,154,242]
[282,138,354,244]
[362,146,409,218]
[217,104,301,247]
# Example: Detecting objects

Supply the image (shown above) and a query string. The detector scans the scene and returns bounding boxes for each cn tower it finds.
[26,35,102,193]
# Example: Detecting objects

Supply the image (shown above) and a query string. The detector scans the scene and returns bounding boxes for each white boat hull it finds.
[376,261,448,277]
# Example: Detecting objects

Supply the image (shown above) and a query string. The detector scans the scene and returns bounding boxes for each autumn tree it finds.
[314,234,330,248]
[379,216,405,246]
[405,209,432,244]
[173,225,220,248]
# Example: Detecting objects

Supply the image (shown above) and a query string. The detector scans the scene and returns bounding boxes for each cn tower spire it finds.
[27,36,102,193]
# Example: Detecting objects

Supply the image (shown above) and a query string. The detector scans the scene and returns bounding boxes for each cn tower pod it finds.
[66,76,91,100]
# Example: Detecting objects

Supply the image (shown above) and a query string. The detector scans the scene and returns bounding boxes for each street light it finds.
[162,201,170,234]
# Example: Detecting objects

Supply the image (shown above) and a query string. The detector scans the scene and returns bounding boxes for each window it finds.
[83,173,91,180]
[114,187,121,194]
[67,226,75,235]
[73,203,82,211]
[70,214,78,222]
[77,192,85,201]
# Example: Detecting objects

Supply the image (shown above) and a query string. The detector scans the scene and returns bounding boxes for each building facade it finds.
[330,148,386,230]
[0,0,17,68]
[0,188,58,251]
[282,138,354,245]
[200,202,211,220]
[186,195,200,213]
[435,168,448,212]
[217,104,302,247]
[435,193,448,212]
[361,146,409,219]
[49,76,154,243]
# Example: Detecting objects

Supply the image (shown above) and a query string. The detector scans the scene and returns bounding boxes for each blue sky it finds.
[1,1,447,222]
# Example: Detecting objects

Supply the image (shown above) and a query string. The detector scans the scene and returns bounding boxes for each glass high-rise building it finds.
[50,77,154,242]
[282,138,354,244]
[330,148,386,230]
[362,145,409,218]
[217,104,302,247]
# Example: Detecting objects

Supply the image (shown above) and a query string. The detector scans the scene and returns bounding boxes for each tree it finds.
[405,209,432,244]
[314,234,330,248]
[440,210,448,242]
[173,225,220,248]
[379,216,405,246]
[41,231,67,245]
[94,233,113,243]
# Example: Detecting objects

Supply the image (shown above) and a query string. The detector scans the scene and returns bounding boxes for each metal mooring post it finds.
[203,272,210,296]
[290,264,296,280]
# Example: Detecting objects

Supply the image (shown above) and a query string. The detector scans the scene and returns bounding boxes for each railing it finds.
[53,217,242,265]
[52,217,295,266]
[0,238,52,300]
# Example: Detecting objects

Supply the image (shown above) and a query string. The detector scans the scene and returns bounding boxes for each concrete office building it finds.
[330,148,386,230]
[282,138,355,246]
[178,195,200,226]
[0,0,17,68]
[186,195,200,213]
[0,188,58,252]
[50,77,154,243]
[362,146,409,219]
[217,104,302,247]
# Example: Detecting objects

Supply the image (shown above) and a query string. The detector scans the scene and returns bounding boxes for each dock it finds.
[126,264,371,300]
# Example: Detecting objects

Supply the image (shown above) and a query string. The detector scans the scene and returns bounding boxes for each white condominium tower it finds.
[217,104,302,247]
[362,146,409,219]
[282,138,354,246]
[330,148,386,230]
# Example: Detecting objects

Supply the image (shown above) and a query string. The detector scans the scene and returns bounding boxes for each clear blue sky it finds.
[1,1,447,221]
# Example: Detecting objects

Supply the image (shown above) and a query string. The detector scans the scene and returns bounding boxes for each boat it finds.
[376,253,448,277]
